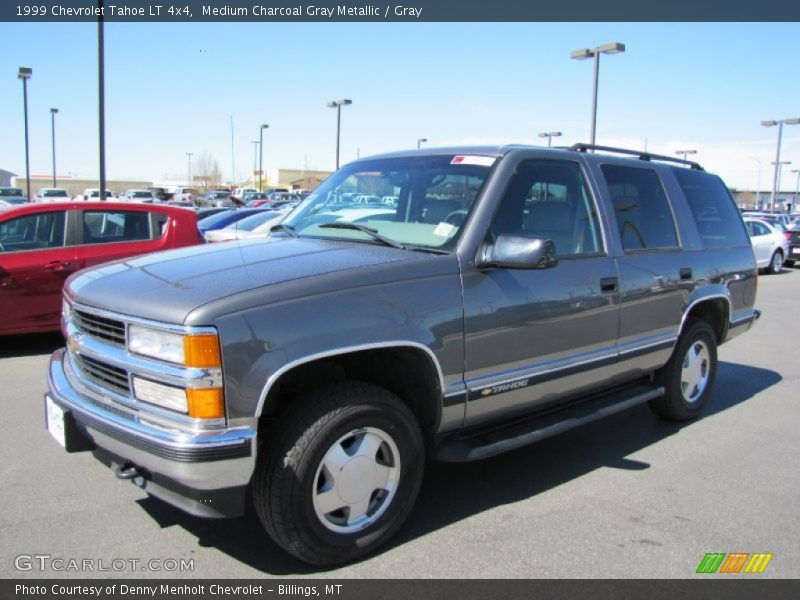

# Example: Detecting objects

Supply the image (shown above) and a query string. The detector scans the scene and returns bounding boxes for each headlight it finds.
[128,324,221,368]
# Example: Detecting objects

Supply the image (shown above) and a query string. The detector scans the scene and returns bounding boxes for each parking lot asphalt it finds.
[1,268,798,579]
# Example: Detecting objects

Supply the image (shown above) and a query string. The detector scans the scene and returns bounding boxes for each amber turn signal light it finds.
[183,334,222,368]
[187,388,225,419]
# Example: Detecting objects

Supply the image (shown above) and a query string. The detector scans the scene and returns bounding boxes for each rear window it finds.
[672,168,749,249]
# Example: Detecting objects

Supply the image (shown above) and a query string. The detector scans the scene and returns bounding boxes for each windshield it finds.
[43,189,68,197]
[0,188,24,197]
[131,191,152,198]
[225,211,280,232]
[282,155,494,250]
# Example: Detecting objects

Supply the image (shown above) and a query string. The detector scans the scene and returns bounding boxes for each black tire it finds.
[766,250,784,274]
[785,259,795,268]
[252,381,424,566]
[649,320,718,422]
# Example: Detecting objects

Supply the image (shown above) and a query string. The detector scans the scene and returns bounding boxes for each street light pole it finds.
[259,124,268,191]
[749,157,762,209]
[327,98,352,170]
[98,5,107,199]
[792,169,800,212]
[675,149,697,161]
[18,67,32,202]
[762,118,800,212]
[251,141,258,181]
[538,131,562,147]
[570,42,625,145]
[417,138,427,149]
[186,152,193,185]
[771,160,791,212]
[50,108,59,187]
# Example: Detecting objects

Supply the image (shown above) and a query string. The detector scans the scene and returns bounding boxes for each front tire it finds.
[650,320,718,422]
[252,381,424,566]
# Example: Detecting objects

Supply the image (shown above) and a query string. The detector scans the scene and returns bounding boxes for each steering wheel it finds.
[444,210,468,226]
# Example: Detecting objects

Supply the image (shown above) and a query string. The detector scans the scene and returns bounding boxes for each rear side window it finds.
[601,165,678,251]
[0,211,66,252]
[672,168,749,248]
[82,211,151,244]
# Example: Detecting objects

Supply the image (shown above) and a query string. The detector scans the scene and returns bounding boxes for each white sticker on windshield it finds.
[433,222,456,237]
[451,155,496,167]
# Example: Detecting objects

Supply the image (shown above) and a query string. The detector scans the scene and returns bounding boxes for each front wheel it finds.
[650,320,718,422]
[252,381,424,566]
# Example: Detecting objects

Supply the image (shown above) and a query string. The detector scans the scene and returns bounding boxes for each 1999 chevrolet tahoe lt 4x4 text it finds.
[45,144,759,565]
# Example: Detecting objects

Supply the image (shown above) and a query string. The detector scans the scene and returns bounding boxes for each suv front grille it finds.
[73,309,126,346]
[74,354,130,396]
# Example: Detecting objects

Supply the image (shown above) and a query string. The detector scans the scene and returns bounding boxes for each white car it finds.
[123,189,155,203]
[204,209,288,243]
[232,187,258,200]
[83,188,114,201]
[34,188,70,202]
[172,187,197,204]
[743,217,789,274]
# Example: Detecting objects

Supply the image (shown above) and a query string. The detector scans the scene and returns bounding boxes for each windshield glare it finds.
[283,155,493,250]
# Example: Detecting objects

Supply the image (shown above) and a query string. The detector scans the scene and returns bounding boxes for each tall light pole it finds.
[570,42,625,146]
[538,131,562,147]
[251,141,258,181]
[417,138,427,149]
[18,67,32,201]
[771,160,791,212]
[50,108,59,187]
[792,169,800,212]
[259,124,268,191]
[762,118,800,212]
[749,157,762,209]
[98,5,107,199]
[675,149,697,161]
[186,152,193,185]
[327,98,352,170]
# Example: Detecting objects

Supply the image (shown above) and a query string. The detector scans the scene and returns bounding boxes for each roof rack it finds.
[569,143,704,171]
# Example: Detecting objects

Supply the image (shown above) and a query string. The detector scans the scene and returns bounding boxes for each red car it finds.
[0,202,203,335]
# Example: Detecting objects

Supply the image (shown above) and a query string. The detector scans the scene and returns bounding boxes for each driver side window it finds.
[489,160,604,257]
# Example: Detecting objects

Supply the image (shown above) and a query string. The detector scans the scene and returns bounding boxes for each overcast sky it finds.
[2,21,799,190]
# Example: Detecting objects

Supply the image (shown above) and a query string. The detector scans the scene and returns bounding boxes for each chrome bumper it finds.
[47,348,256,517]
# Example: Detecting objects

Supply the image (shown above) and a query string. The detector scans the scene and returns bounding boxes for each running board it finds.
[435,384,665,462]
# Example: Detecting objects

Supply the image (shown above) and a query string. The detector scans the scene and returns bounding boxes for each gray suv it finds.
[45,144,759,565]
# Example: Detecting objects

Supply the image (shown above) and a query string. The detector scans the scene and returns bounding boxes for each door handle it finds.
[45,261,74,273]
[600,276,619,292]
[679,268,693,281]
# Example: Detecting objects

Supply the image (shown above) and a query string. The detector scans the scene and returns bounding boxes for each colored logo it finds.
[696,552,773,574]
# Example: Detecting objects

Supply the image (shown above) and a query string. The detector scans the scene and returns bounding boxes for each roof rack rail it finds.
[569,143,704,171]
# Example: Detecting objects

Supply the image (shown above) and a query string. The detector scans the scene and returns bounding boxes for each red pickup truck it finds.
[0,202,203,336]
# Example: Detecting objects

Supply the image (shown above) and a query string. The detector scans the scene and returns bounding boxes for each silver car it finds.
[743,217,789,273]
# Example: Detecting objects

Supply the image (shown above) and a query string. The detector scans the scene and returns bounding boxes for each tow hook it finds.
[115,463,143,480]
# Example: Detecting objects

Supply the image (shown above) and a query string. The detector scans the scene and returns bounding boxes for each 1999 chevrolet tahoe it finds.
[45,144,759,565]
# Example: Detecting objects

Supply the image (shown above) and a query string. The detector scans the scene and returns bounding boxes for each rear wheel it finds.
[650,320,718,421]
[252,381,424,566]
[767,250,784,274]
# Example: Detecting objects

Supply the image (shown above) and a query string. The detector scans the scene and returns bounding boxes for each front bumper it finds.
[46,348,256,517]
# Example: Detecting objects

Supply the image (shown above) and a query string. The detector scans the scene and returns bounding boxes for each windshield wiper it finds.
[270,223,298,237]
[319,221,408,250]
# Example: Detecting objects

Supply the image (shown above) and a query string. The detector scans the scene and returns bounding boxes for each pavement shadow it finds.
[135,361,780,575]
[0,332,63,359]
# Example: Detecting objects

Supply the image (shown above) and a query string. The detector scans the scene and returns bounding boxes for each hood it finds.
[66,237,428,324]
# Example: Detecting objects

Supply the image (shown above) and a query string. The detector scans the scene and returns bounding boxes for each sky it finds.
[1,21,799,191]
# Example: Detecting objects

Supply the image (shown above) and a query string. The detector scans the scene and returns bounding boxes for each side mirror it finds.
[477,234,558,270]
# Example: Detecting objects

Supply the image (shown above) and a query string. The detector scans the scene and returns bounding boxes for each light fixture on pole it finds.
[327,98,352,170]
[186,152,193,185]
[18,67,32,202]
[570,42,625,146]
[538,131,562,147]
[417,138,427,149]
[258,124,269,191]
[675,149,697,161]
[50,108,59,187]
[762,118,800,212]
